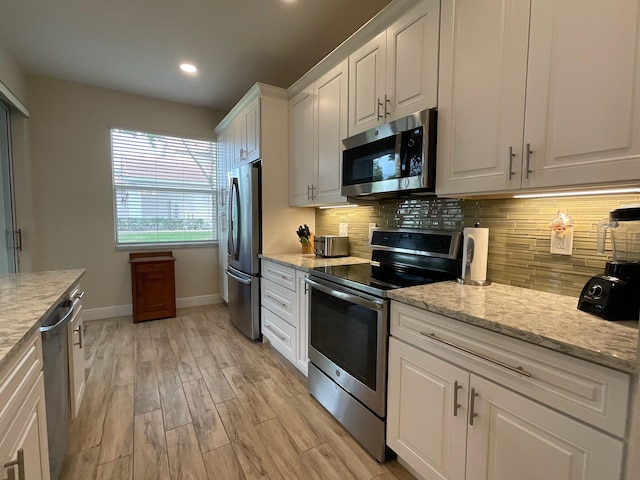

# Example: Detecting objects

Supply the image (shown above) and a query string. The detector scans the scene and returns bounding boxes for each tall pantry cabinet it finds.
[436,0,640,196]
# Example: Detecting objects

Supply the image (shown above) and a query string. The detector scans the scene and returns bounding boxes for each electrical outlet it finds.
[369,223,377,239]
[339,223,348,237]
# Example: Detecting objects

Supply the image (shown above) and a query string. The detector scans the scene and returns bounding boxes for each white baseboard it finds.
[83,294,223,321]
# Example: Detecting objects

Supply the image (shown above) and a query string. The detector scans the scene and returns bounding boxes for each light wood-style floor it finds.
[59,304,416,480]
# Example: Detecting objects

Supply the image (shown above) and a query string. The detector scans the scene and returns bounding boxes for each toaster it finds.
[314,236,349,257]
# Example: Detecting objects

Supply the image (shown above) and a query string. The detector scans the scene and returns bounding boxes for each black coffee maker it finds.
[578,205,640,321]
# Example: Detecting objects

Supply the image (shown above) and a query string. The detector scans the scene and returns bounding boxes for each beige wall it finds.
[26,75,225,311]
[0,44,35,272]
[0,43,28,105]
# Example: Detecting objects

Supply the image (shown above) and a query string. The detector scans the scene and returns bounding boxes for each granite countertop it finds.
[388,282,638,373]
[259,253,370,271]
[0,269,85,378]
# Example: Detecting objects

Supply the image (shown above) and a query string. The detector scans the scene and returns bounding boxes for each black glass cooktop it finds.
[310,262,457,297]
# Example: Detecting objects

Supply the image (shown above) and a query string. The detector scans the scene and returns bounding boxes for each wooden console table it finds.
[129,251,176,323]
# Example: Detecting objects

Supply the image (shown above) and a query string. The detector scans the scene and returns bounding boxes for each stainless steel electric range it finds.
[305,228,463,461]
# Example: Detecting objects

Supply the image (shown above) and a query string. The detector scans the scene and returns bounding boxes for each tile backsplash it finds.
[315,194,640,298]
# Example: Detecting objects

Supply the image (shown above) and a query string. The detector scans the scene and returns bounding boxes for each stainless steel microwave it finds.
[341,109,437,198]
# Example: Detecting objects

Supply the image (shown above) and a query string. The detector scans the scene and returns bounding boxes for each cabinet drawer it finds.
[261,279,296,327]
[262,308,296,362]
[136,262,171,273]
[261,261,296,290]
[390,302,630,438]
[0,333,43,437]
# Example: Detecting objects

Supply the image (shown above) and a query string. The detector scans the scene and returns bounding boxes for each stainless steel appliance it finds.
[226,161,261,339]
[40,296,76,480]
[314,235,349,257]
[305,228,462,461]
[578,205,640,320]
[341,109,437,198]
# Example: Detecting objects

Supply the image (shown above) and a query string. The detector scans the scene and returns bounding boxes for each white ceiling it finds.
[0,0,392,111]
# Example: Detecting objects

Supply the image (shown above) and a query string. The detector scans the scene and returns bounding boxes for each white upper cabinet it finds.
[523,0,640,189]
[217,128,232,303]
[289,86,315,206]
[437,0,640,196]
[289,60,349,207]
[315,61,349,205]
[348,0,440,136]
[231,97,260,167]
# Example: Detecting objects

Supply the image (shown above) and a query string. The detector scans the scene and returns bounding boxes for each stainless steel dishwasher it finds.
[40,297,75,480]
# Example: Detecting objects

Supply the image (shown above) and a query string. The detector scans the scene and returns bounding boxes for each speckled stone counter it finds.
[388,282,638,372]
[259,253,369,271]
[0,269,85,378]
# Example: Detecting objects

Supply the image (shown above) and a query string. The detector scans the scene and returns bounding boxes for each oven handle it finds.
[304,277,385,311]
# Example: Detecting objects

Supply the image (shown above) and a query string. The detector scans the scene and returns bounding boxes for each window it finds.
[111,128,217,247]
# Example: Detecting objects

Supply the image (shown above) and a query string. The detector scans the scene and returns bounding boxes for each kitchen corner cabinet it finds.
[289,60,349,207]
[387,302,628,480]
[231,96,260,167]
[348,0,440,136]
[260,260,309,375]
[437,0,640,196]
[67,285,85,418]
[0,334,50,480]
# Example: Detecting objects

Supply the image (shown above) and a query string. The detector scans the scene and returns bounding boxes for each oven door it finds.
[305,276,388,417]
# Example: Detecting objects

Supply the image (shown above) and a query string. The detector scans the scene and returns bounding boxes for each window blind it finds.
[111,129,217,246]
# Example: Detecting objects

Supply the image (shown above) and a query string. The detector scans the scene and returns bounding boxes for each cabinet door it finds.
[386,0,440,120]
[133,262,176,322]
[349,31,387,136]
[289,86,315,206]
[387,338,467,480]
[296,271,309,376]
[68,300,85,418]
[232,117,246,166]
[0,373,50,480]
[466,375,624,480]
[523,0,640,189]
[436,0,531,196]
[315,60,348,205]
[244,98,260,163]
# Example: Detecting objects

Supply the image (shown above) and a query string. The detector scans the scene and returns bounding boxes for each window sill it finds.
[115,241,218,251]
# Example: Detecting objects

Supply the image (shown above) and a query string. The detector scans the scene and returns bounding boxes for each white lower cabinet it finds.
[260,260,309,375]
[67,286,86,418]
[387,303,627,480]
[0,334,50,480]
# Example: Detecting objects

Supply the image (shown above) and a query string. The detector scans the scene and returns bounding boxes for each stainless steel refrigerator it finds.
[226,160,261,339]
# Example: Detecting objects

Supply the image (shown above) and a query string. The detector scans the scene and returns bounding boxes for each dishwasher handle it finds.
[40,302,75,339]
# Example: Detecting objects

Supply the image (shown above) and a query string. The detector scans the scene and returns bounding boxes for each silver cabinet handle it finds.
[469,388,479,426]
[265,294,288,309]
[4,468,15,480]
[384,94,391,117]
[264,323,287,343]
[74,290,85,300]
[265,268,290,281]
[525,143,533,179]
[377,98,383,120]
[453,380,462,417]
[507,147,515,180]
[4,449,24,480]
[73,323,84,349]
[419,332,532,378]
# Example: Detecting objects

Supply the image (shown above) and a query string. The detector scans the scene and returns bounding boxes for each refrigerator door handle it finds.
[226,267,252,285]
[229,177,240,261]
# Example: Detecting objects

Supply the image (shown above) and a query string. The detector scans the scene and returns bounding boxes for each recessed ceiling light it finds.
[179,63,198,74]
